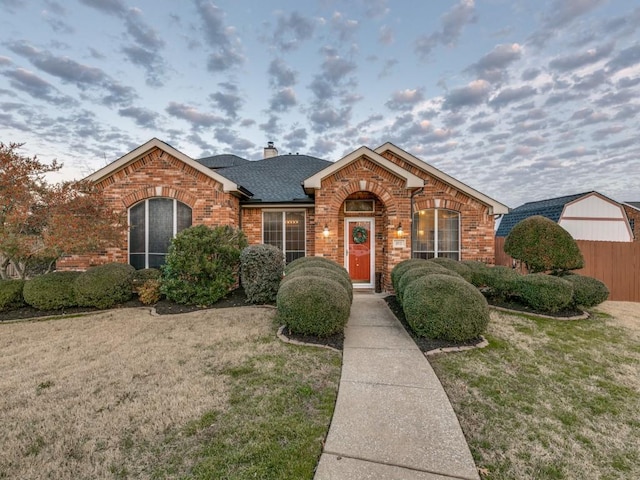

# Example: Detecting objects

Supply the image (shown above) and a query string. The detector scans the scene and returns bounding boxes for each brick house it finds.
[59,138,508,291]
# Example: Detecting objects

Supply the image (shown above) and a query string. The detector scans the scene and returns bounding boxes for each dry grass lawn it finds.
[430,301,640,480]
[0,307,341,479]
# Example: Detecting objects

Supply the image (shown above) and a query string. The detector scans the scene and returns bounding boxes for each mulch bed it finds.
[280,328,345,351]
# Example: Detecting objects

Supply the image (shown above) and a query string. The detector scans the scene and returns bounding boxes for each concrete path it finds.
[315,293,480,480]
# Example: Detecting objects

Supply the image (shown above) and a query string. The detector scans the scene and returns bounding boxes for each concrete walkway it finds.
[315,293,480,480]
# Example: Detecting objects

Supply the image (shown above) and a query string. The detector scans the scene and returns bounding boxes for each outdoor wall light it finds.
[396,223,403,237]
[323,224,330,237]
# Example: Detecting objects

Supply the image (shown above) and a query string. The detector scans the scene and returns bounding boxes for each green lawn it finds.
[429,304,640,480]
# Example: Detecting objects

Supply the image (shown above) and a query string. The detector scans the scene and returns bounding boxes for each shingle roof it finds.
[496,192,593,237]
[624,201,640,210]
[197,154,332,203]
[197,154,250,169]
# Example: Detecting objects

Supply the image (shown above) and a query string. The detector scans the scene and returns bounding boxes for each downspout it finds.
[409,187,425,258]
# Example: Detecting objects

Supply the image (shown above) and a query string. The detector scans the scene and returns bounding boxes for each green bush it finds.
[161,225,247,306]
[428,257,473,283]
[403,274,490,342]
[514,274,574,313]
[504,215,584,273]
[483,266,522,300]
[74,263,135,309]
[561,274,609,308]
[23,271,81,310]
[396,264,460,305]
[277,276,350,337]
[285,256,350,282]
[390,259,428,292]
[460,260,489,287]
[282,266,353,302]
[132,268,161,291]
[240,244,285,304]
[0,279,25,311]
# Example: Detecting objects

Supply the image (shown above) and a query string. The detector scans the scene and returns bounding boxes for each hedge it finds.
[460,260,489,287]
[427,257,473,283]
[23,271,81,310]
[282,266,353,302]
[74,263,135,309]
[390,259,429,292]
[396,264,460,305]
[514,274,574,313]
[403,274,490,342]
[482,266,522,300]
[560,274,609,308]
[0,279,25,311]
[277,276,350,337]
[284,256,350,282]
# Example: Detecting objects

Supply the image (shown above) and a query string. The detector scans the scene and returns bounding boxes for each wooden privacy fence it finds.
[494,237,640,302]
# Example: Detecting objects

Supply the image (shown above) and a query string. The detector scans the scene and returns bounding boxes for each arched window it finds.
[129,198,192,269]
[412,209,460,260]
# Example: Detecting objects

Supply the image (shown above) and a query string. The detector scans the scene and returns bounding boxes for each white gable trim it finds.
[303,146,424,191]
[375,142,509,214]
[86,138,244,195]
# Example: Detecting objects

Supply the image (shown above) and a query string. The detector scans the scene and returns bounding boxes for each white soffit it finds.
[86,137,242,194]
[303,145,424,190]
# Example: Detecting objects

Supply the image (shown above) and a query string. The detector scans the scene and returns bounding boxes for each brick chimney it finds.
[263,141,278,159]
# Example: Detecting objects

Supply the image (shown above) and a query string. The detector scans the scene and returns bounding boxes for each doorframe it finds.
[344,217,375,289]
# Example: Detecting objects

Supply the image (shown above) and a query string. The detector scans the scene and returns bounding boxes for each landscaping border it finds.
[489,305,589,321]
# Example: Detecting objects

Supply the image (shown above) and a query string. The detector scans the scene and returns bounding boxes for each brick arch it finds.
[333,180,398,216]
[121,186,198,209]
[414,198,463,213]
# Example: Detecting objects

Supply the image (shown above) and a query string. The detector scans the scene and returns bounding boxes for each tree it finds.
[504,215,584,274]
[0,143,126,279]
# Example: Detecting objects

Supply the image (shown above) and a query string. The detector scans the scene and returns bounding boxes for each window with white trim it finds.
[412,209,460,260]
[263,211,305,263]
[129,198,192,269]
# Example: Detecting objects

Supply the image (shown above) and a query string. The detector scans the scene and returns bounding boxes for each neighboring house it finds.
[496,191,633,242]
[58,138,508,291]
[623,202,640,242]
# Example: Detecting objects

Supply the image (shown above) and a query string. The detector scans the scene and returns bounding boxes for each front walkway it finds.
[315,293,480,480]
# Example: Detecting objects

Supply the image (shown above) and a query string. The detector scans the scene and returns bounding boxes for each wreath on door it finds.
[352,225,368,244]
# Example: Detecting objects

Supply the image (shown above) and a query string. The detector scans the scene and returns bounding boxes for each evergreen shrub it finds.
[241,244,285,304]
[23,271,80,310]
[74,263,135,309]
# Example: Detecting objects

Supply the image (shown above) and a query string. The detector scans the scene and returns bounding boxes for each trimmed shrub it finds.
[285,256,350,282]
[428,257,473,283]
[281,266,353,302]
[561,274,609,308]
[403,274,490,342]
[504,215,584,273]
[138,279,162,305]
[461,260,490,287]
[132,268,161,292]
[277,276,350,337]
[483,266,522,300]
[390,259,429,292]
[161,225,247,306]
[240,244,285,304]
[0,279,25,311]
[23,271,80,310]
[74,263,135,309]
[514,274,574,313]
[396,265,460,305]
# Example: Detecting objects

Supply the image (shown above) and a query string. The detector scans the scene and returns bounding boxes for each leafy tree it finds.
[0,142,126,279]
[504,215,584,273]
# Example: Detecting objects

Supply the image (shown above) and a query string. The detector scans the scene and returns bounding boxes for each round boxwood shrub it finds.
[277,276,350,337]
[281,266,353,302]
[161,225,247,306]
[460,260,489,287]
[397,264,460,305]
[0,279,25,311]
[23,271,81,310]
[241,244,285,304]
[403,274,490,342]
[74,263,135,309]
[504,215,584,273]
[427,257,473,283]
[514,274,574,313]
[483,266,522,300]
[560,274,609,308]
[390,259,428,292]
[285,256,350,282]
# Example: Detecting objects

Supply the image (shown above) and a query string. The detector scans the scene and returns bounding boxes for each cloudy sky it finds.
[1,0,639,208]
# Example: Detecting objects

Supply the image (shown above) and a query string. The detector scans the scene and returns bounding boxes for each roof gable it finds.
[303,146,424,192]
[375,142,509,215]
[87,138,247,196]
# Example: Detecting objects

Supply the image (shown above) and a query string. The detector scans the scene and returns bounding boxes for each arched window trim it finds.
[412,208,461,260]
[128,198,192,269]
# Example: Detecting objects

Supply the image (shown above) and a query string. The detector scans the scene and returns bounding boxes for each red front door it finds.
[347,220,372,283]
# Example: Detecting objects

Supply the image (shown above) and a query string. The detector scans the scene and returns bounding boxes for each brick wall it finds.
[623,205,640,242]
[57,147,240,270]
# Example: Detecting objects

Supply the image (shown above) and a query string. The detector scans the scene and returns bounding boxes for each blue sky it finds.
[1,0,639,207]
